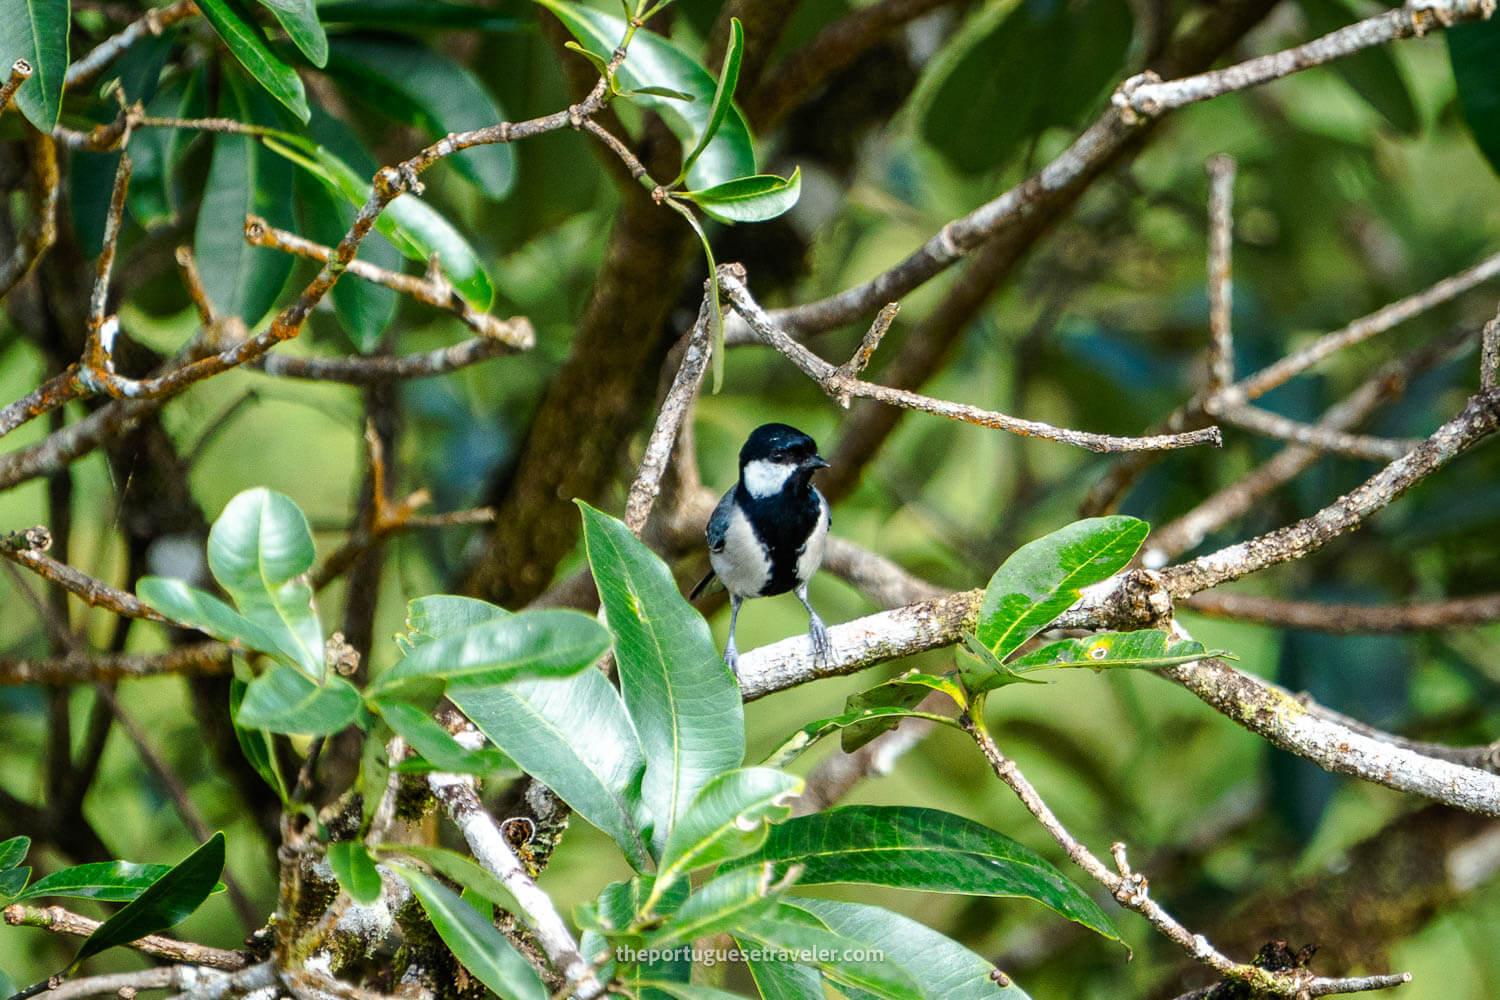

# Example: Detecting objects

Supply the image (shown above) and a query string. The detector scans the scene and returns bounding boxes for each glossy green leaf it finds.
[294,171,398,352]
[677,16,743,183]
[193,71,296,328]
[0,867,29,898]
[682,170,801,225]
[765,703,957,769]
[738,904,919,999]
[327,841,382,905]
[793,899,1033,999]
[137,577,295,666]
[738,940,824,1000]
[15,861,223,903]
[229,676,290,802]
[207,487,323,678]
[976,516,1148,662]
[403,595,509,646]
[392,864,548,1000]
[1005,630,1215,673]
[839,671,967,753]
[668,198,725,391]
[0,836,28,872]
[916,0,1130,173]
[262,133,495,309]
[375,844,522,916]
[372,609,609,695]
[651,768,802,906]
[316,0,521,29]
[1300,0,1417,136]
[645,863,793,947]
[729,805,1118,941]
[328,37,515,197]
[627,983,748,1000]
[0,0,68,130]
[195,0,310,120]
[256,0,328,67]
[68,833,226,970]
[1451,18,1500,177]
[371,698,514,776]
[957,632,1046,694]
[579,502,744,853]
[236,664,364,735]
[537,1,756,189]
[449,668,652,871]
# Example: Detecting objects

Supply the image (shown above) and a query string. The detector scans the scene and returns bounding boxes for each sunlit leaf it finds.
[195,0,310,120]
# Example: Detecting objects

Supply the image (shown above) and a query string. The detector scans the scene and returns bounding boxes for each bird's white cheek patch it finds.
[742,459,794,498]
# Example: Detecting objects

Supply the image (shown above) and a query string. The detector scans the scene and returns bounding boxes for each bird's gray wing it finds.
[705,489,734,553]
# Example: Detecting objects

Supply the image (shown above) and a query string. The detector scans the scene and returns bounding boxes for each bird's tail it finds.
[689,569,723,600]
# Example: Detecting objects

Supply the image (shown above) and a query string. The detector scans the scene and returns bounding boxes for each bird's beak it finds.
[805,455,830,470]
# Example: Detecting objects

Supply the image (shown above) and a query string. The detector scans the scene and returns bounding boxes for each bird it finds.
[690,422,833,675]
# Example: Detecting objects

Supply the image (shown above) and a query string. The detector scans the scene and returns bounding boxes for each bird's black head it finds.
[738,423,829,497]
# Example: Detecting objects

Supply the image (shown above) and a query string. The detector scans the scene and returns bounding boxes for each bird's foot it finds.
[808,614,833,666]
[724,642,740,678]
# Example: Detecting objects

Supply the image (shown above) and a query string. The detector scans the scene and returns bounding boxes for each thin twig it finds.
[243,216,535,348]
[624,291,714,536]
[0,124,60,299]
[722,266,1222,453]
[1183,590,1500,633]
[0,642,231,686]
[1208,400,1420,460]
[254,340,522,383]
[0,58,33,111]
[1,527,169,623]
[82,151,133,374]
[64,0,198,89]
[1482,310,1499,391]
[1206,154,1235,391]
[3,903,250,970]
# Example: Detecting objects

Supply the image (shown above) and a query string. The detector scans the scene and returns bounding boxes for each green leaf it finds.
[294,171,398,352]
[738,904,920,999]
[137,577,295,665]
[236,664,365,735]
[262,133,496,309]
[1300,0,1417,136]
[682,170,801,225]
[403,595,509,646]
[68,832,226,970]
[764,703,957,769]
[651,768,802,906]
[667,198,725,392]
[975,516,1148,662]
[392,864,548,1000]
[229,676,290,803]
[645,863,794,947]
[1451,18,1500,177]
[625,85,695,101]
[579,502,744,853]
[372,609,609,695]
[193,70,296,328]
[956,632,1046,693]
[15,861,223,903]
[449,668,652,871]
[0,836,30,871]
[327,38,515,198]
[738,940,823,1000]
[195,0,310,120]
[916,0,1130,174]
[793,898,1033,999]
[327,841,382,905]
[316,1,521,29]
[207,487,323,678]
[256,0,328,66]
[729,805,1118,941]
[374,844,522,916]
[0,0,68,130]
[839,671,967,753]
[1005,630,1217,673]
[0,867,29,898]
[677,16,743,183]
[371,698,514,775]
[537,1,756,189]
[626,984,748,1000]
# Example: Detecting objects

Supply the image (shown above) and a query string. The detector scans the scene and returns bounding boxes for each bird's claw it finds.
[808,615,833,666]
[724,643,740,678]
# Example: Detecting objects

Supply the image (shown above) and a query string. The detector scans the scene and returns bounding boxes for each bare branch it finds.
[722,266,1223,453]
[0,58,32,111]
[1207,400,1421,461]
[0,125,59,299]
[1483,310,1499,391]
[243,216,535,348]
[63,0,198,90]
[1206,154,1235,391]
[1,527,169,623]
[1163,389,1500,597]
[1184,590,1500,633]
[3,903,250,970]
[0,642,231,686]
[255,340,521,383]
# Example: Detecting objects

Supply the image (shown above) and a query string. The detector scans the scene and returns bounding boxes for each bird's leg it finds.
[795,582,832,665]
[724,594,743,676]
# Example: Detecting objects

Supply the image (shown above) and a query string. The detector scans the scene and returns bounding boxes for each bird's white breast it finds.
[796,491,830,584]
[709,502,773,598]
